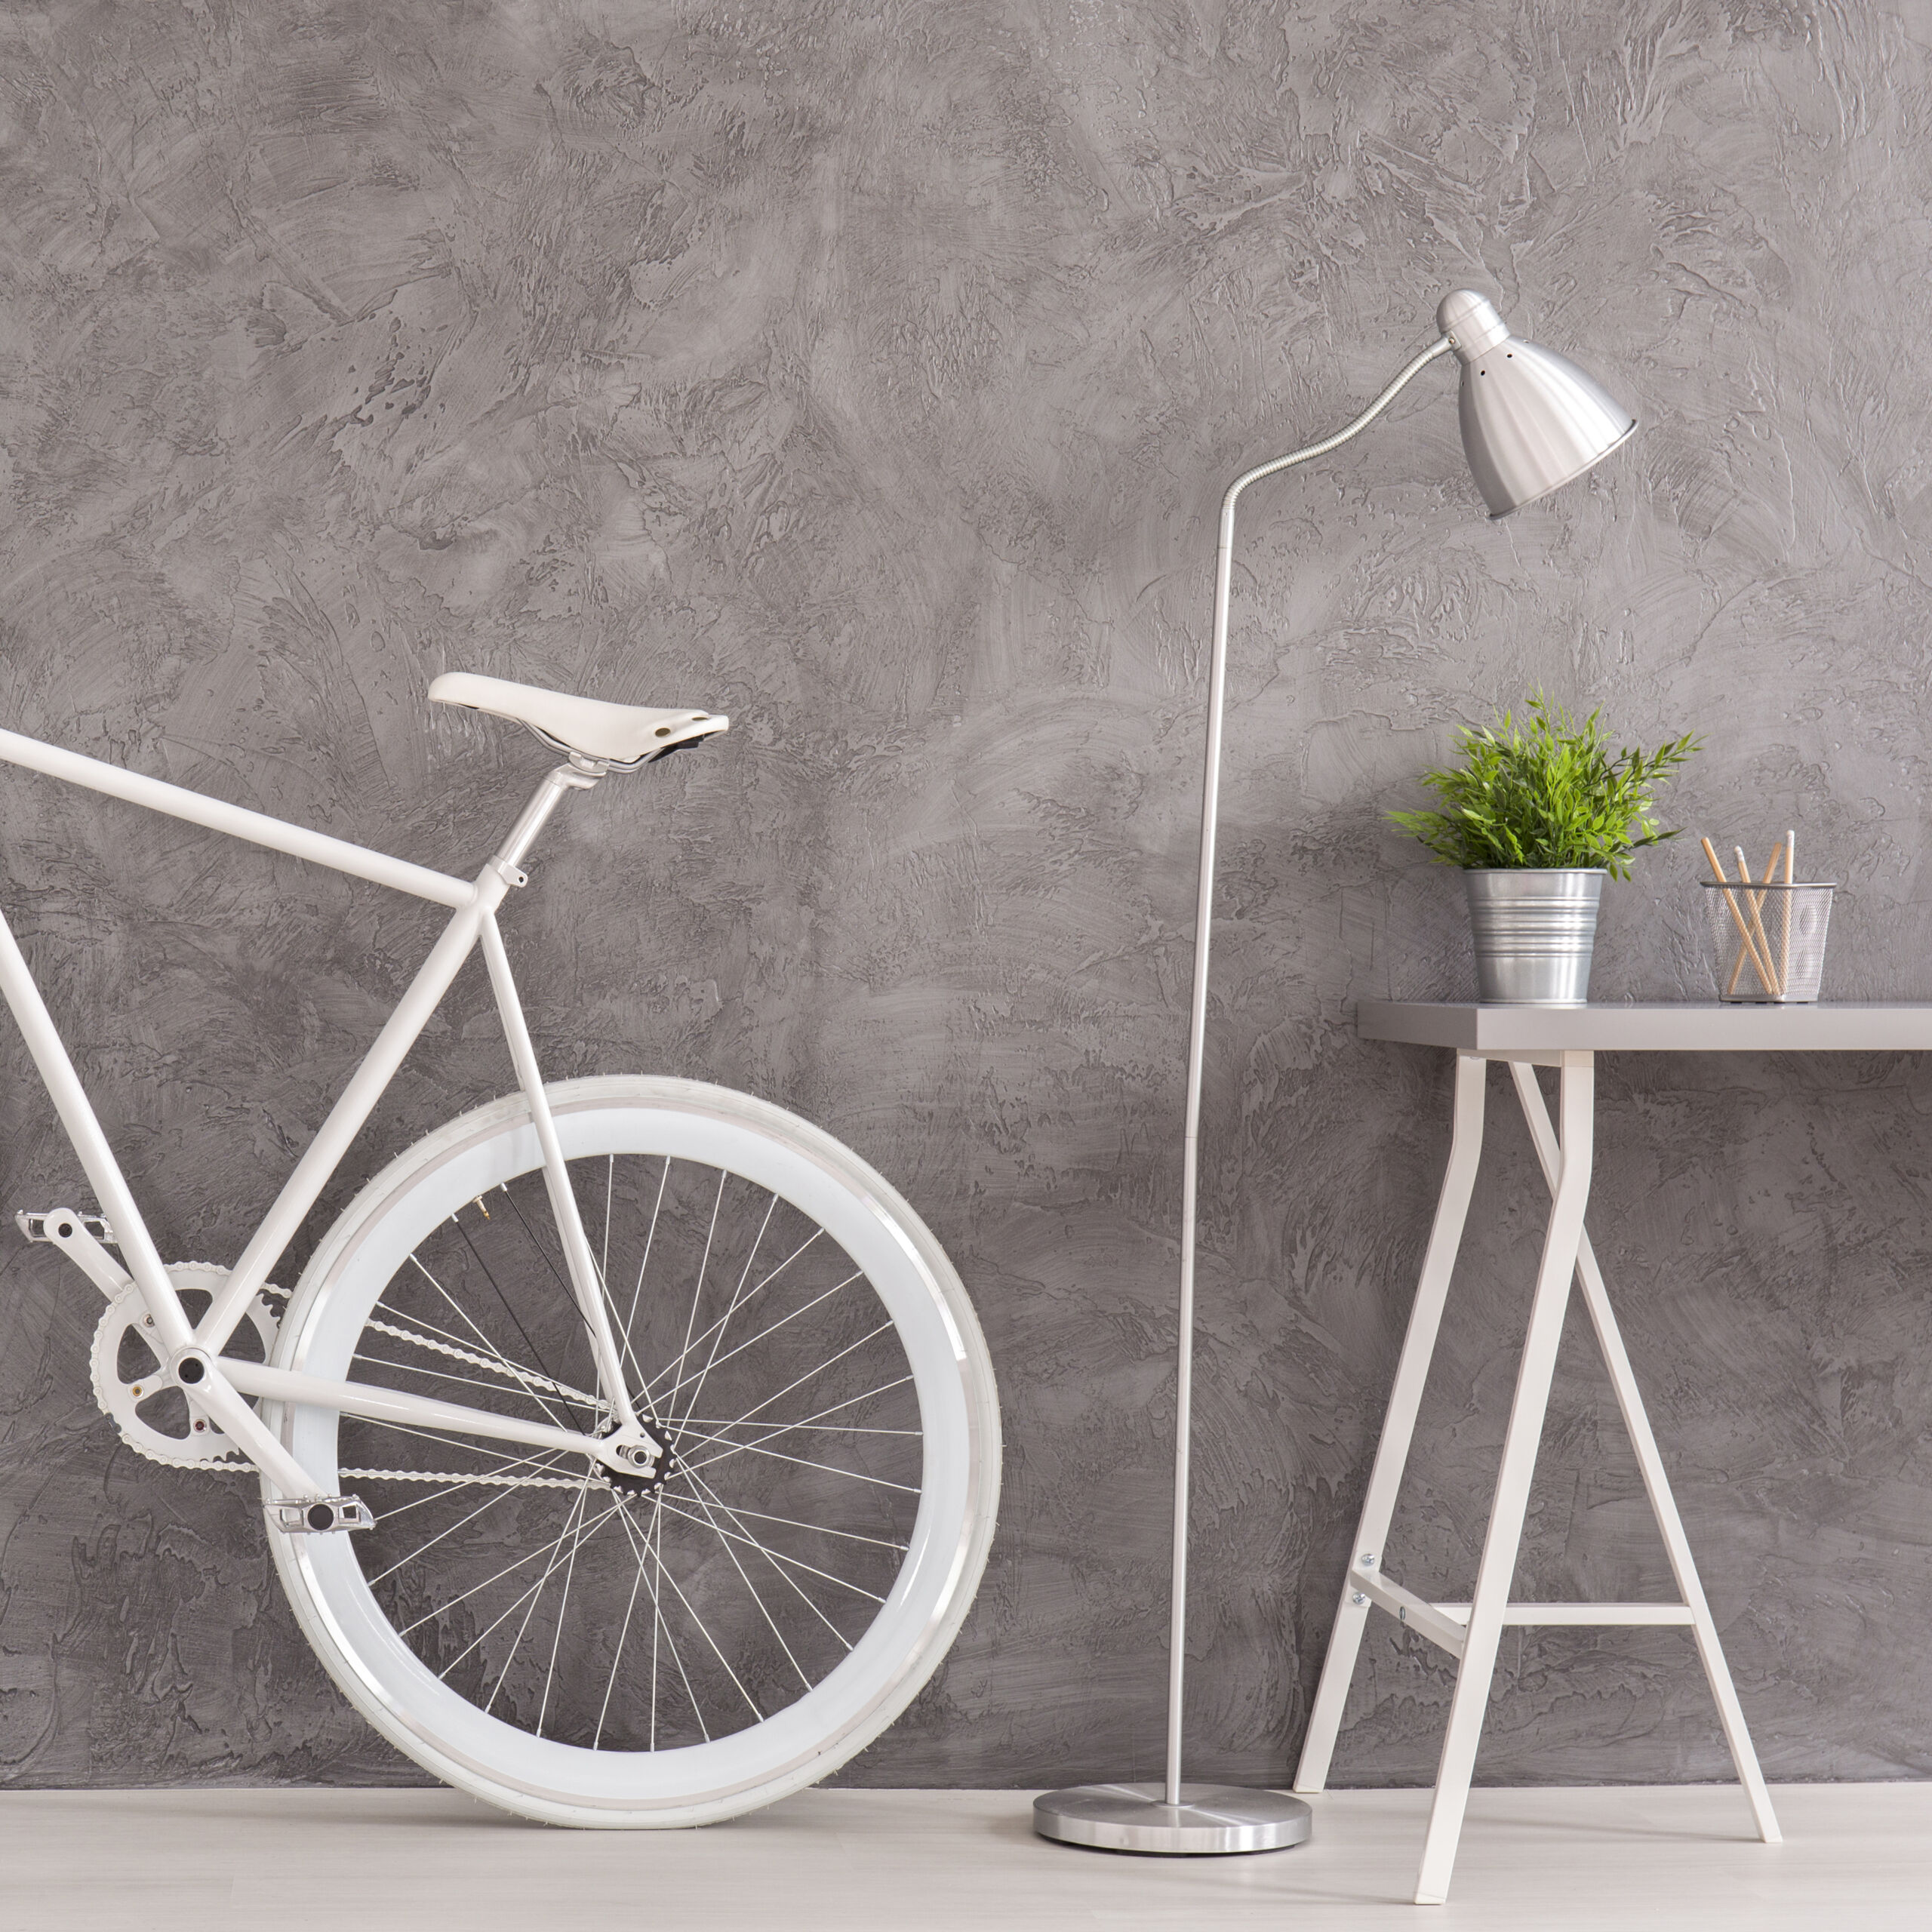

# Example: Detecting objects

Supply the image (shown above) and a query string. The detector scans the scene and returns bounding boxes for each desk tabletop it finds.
[1357,1001,1932,1053]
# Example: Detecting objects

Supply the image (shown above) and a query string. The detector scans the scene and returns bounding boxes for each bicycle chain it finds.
[357,1310,608,1416]
[338,1466,620,1491]
[263,1279,609,1417]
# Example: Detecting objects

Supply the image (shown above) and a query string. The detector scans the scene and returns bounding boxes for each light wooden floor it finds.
[2,1783,1926,1930]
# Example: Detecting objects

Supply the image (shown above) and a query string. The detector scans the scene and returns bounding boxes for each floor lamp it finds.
[1034,290,1638,1856]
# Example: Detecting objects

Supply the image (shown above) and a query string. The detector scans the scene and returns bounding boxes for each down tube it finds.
[196,883,500,1351]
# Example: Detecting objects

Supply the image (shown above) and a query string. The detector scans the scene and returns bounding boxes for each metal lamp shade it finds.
[1438,291,1635,517]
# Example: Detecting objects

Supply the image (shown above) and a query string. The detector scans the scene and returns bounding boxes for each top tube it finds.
[0,725,475,909]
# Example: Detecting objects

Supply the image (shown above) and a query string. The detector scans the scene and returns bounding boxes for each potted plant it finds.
[1390,695,1700,1006]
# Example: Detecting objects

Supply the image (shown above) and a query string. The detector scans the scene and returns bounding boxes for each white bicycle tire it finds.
[263,1075,1001,1827]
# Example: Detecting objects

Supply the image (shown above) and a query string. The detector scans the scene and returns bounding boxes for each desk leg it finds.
[1504,1061,1781,1846]
[1294,1051,1488,1795]
[1414,1049,1594,1906]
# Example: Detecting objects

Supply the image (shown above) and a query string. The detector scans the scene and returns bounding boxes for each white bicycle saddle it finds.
[429,672,729,768]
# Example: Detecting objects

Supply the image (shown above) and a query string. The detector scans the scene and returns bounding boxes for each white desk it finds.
[1294,1002,1932,1904]
[1355,999,1932,1054]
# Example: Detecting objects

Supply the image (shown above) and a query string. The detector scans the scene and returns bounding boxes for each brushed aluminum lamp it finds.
[1033,290,1636,1857]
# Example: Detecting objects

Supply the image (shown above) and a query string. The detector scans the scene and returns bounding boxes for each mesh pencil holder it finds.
[1700,881,1835,1003]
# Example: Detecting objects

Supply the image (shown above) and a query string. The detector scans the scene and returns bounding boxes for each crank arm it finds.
[18,1207,131,1300]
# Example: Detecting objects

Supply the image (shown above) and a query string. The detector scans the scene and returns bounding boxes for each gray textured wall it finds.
[2,0,1932,1793]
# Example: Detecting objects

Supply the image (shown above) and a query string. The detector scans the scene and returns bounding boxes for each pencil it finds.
[1737,846,1781,997]
[1781,829,1795,993]
[1704,838,1777,994]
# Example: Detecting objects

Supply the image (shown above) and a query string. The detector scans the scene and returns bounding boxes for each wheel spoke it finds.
[429,1494,619,1684]
[669,1495,907,1555]
[643,1227,823,1404]
[497,1177,622,1411]
[406,1487,620,1639]
[680,1435,916,1493]
[669,1317,900,1469]
[619,1157,672,1398]
[658,1484,886,1607]
[536,1475,596,1737]
[665,1171,728,1417]
[715,1373,916,1441]
[679,1418,919,1438]
[648,1499,682,1743]
[649,1506,664,1754]
[653,1272,866,1413]
[675,1192,777,1432]
[485,1479,603,1717]
[613,1494,707,1744]
[594,1492,659,1750]
[402,1254,579,1434]
[498,1179,576,1302]
[675,1480,814,1690]
[669,1467,856,1650]
[364,1449,573,1583]
[645,1526,763,1723]
[451,1211,595,1431]
[669,1376,918,1496]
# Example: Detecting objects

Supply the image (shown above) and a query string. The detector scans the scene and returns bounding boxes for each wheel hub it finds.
[598,1423,677,1496]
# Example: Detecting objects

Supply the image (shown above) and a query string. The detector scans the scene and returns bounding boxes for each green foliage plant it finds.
[1389,694,1700,880]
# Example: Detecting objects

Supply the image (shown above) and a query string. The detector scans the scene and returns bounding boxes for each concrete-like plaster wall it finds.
[3,0,1932,1789]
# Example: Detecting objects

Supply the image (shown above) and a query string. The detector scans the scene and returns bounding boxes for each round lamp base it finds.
[1032,1782,1312,1857]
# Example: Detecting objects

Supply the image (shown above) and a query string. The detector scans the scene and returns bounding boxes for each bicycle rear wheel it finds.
[264,1076,1000,1826]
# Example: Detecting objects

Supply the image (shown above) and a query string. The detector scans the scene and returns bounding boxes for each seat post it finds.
[492,761,603,879]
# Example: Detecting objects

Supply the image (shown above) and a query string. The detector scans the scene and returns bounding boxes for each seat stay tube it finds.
[478,908,641,1434]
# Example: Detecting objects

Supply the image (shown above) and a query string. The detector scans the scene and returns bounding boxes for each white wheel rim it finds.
[273,1086,981,1818]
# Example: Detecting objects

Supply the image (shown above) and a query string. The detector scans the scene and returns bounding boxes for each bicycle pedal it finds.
[17,1209,116,1245]
[266,1496,376,1535]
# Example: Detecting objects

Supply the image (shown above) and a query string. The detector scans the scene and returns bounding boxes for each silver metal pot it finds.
[1464,868,1604,1006]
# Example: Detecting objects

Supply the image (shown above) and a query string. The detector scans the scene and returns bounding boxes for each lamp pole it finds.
[1034,291,1635,1857]
[1166,333,1457,1807]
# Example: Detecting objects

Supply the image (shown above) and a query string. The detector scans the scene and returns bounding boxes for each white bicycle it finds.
[1,674,1000,1827]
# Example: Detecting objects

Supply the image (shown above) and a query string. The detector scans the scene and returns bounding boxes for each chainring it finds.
[89,1263,280,1470]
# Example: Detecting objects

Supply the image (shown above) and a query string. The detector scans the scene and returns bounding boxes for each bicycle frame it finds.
[0,723,663,1504]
